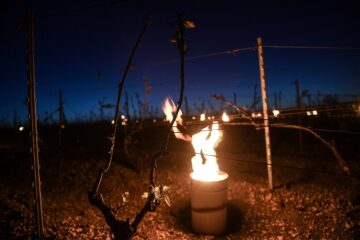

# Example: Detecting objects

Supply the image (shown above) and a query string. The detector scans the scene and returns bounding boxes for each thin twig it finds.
[165,13,186,152]
[89,17,151,240]
[90,17,151,197]
[130,14,188,231]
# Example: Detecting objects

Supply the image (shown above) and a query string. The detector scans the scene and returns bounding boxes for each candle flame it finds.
[162,97,225,182]
[191,121,226,181]
[222,112,230,122]
[162,97,191,141]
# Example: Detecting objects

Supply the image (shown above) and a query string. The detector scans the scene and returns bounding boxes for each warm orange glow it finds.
[162,97,191,141]
[190,121,226,181]
[200,113,206,121]
[222,112,230,122]
[272,109,280,117]
[163,97,225,182]
[251,112,262,118]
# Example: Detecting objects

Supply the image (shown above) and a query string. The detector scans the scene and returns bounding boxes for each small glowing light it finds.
[207,116,211,120]
[200,113,206,121]
[121,122,127,126]
[251,112,262,118]
[192,116,196,120]
[19,126,24,131]
[312,110,318,116]
[121,115,126,120]
[60,124,65,129]
[111,119,115,125]
[222,112,230,122]
[153,119,157,123]
[272,109,280,117]
[306,111,311,116]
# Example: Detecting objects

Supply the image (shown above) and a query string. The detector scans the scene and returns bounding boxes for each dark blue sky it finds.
[1,0,359,123]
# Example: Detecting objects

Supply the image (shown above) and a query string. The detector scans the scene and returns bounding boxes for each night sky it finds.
[1,0,359,123]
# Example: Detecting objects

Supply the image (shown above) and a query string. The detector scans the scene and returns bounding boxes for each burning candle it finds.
[189,121,228,235]
[190,172,228,235]
[162,97,228,235]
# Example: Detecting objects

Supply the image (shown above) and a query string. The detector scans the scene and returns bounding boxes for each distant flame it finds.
[162,97,191,141]
[272,109,280,117]
[162,97,225,182]
[222,112,230,122]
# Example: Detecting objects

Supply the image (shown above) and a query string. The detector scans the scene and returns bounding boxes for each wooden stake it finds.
[58,90,64,147]
[26,11,44,236]
[125,92,130,121]
[257,37,273,190]
[295,79,303,148]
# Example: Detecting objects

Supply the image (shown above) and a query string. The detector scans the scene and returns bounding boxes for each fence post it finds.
[58,90,64,147]
[26,11,45,236]
[295,79,303,148]
[257,37,273,190]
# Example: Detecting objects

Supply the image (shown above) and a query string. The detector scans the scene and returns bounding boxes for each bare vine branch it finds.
[164,13,186,151]
[212,95,351,175]
[88,14,190,240]
[270,124,350,175]
[90,17,151,198]
[88,193,134,239]
[128,13,189,233]
[89,17,152,240]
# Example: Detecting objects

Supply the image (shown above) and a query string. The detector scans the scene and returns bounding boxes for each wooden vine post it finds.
[257,37,273,190]
[26,11,45,237]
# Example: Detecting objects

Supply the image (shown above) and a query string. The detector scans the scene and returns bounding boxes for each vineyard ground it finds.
[1,122,359,239]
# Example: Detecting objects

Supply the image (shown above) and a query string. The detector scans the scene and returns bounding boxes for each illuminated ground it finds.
[0,123,359,239]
